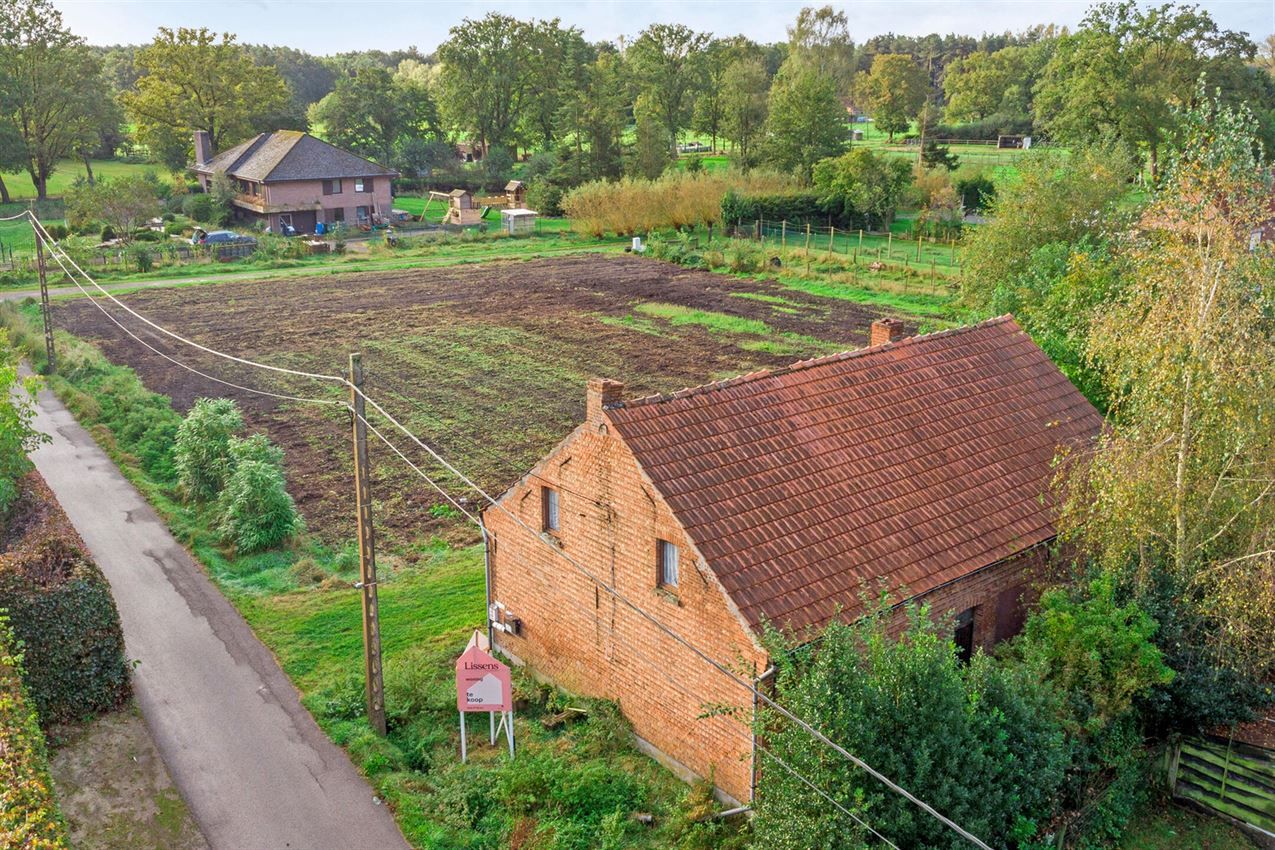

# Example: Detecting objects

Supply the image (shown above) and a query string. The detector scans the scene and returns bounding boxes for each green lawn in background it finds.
[1,160,169,200]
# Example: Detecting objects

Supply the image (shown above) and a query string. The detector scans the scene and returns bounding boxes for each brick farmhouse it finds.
[192,130,398,235]
[482,316,1103,803]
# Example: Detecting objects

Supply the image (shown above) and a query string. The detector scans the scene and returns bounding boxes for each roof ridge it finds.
[608,315,1016,411]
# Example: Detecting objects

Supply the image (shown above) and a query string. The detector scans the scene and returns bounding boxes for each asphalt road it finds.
[28,380,410,850]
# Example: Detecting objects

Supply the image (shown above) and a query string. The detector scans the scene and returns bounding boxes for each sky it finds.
[55,0,1275,53]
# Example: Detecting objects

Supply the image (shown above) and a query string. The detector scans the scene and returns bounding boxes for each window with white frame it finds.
[657,539,679,588]
[541,486,559,533]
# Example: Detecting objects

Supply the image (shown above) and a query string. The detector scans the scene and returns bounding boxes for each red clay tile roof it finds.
[605,316,1102,635]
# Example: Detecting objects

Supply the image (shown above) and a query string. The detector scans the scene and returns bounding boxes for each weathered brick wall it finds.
[895,544,1052,648]
[485,411,768,803]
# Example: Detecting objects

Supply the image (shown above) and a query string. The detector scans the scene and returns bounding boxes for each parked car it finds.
[190,228,257,246]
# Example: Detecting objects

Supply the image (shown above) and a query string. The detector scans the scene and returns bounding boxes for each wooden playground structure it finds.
[421,181,528,226]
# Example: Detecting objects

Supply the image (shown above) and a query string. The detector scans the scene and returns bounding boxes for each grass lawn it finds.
[1,160,169,201]
[1118,802,1256,850]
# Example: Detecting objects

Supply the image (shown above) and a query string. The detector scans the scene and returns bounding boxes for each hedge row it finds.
[720,189,869,231]
[932,113,1035,141]
[0,473,130,728]
[0,615,69,849]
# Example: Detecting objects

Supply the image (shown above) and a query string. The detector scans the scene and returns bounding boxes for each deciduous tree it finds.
[0,0,104,198]
[1058,94,1275,674]
[720,56,770,168]
[124,28,288,172]
[436,13,534,156]
[785,5,855,95]
[853,53,927,141]
[764,62,845,182]
[629,23,711,158]
[1034,1,1260,181]
[64,174,161,241]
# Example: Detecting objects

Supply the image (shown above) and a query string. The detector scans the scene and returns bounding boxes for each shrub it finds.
[163,221,185,236]
[181,193,214,223]
[43,223,68,241]
[0,474,131,727]
[933,113,1033,141]
[99,224,116,242]
[132,246,153,273]
[564,171,791,237]
[754,609,1070,850]
[0,615,69,849]
[954,172,995,212]
[721,188,851,228]
[174,398,243,501]
[215,435,303,553]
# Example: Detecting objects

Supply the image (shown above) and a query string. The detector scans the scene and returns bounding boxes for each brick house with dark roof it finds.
[482,316,1103,803]
[191,130,398,234]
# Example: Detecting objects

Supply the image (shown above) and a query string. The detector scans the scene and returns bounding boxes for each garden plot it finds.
[56,254,900,545]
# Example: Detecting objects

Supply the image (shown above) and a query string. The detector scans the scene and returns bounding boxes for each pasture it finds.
[53,254,917,550]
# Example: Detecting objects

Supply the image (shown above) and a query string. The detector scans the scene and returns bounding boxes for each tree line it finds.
[0,0,1271,202]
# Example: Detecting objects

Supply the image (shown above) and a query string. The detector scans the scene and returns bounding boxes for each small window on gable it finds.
[541,486,559,533]
[657,539,679,588]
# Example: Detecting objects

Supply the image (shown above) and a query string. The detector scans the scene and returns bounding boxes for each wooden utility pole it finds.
[349,353,386,736]
[33,225,55,373]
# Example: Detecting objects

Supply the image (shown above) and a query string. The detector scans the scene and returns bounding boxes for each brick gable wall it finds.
[485,418,768,803]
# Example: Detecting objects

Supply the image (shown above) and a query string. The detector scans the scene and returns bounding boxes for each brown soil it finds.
[55,255,897,546]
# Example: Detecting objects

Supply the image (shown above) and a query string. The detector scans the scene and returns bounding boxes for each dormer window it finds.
[541,486,560,533]
[657,539,679,588]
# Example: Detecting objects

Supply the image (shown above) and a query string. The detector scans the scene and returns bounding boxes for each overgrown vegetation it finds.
[0,474,132,728]
[756,583,1175,849]
[0,614,69,849]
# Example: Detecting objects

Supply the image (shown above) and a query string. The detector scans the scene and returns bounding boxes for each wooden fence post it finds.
[827,226,835,259]
[781,220,787,250]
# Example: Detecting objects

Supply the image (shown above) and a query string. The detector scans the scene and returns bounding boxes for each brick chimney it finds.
[193,130,212,167]
[870,318,906,347]
[587,378,625,423]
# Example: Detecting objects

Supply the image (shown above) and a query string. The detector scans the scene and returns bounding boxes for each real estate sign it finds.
[455,643,512,713]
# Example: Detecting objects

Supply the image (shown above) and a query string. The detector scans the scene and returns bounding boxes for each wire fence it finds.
[722,218,964,297]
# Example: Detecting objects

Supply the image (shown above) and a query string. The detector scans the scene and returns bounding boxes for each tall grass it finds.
[563,171,792,237]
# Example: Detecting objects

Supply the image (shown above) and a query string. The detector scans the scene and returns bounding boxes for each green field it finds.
[1,159,169,201]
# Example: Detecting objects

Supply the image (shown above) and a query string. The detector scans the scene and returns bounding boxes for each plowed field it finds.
[56,255,905,545]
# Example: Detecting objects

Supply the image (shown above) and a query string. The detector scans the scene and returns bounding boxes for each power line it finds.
[349,372,995,850]
[29,216,346,386]
[40,244,346,409]
[32,214,993,850]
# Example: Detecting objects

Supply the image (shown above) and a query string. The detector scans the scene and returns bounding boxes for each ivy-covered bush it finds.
[216,435,303,553]
[175,397,244,501]
[0,473,130,727]
[0,614,69,849]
